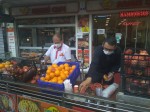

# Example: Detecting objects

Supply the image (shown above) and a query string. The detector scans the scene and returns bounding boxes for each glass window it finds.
[18,28,33,46]
[93,13,150,51]
[36,27,75,47]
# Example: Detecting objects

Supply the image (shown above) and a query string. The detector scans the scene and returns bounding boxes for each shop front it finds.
[7,0,149,68]
[0,0,150,111]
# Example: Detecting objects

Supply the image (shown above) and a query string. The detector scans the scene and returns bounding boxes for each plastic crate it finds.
[122,75,150,98]
[37,62,80,94]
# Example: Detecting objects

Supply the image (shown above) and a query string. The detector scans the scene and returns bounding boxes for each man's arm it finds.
[64,47,71,62]
[86,47,102,83]
[44,47,52,63]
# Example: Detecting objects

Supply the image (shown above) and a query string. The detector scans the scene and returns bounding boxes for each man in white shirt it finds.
[44,33,71,64]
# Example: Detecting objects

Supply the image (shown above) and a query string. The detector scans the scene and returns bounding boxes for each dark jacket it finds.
[87,45,121,83]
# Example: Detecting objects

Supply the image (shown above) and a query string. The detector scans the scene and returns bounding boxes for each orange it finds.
[45,75,51,80]
[59,65,64,69]
[57,77,62,80]
[70,70,73,74]
[40,77,45,81]
[65,67,70,71]
[49,73,55,79]
[55,70,60,76]
[52,64,58,68]
[64,71,69,76]
[57,67,62,71]
[58,80,63,84]
[0,64,5,69]
[60,73,66,80]
[52,77,58,83]
[46,70,51,74]
[72,65,76,70]
[64,63,69,67]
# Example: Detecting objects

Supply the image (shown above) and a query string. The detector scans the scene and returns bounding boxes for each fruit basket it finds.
[121,48,150,98]
[0,57,37,82]
[122,75,150,98]
[37,62,80,95]
[122,49,150,77]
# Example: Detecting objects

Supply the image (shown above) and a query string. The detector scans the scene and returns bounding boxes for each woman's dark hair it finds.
[103,37,117,46]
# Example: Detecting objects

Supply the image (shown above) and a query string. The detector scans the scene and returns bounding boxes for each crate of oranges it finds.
[38,62,80,92]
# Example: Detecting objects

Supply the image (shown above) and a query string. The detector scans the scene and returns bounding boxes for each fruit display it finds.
[40,63,76,84]
[123,49,150,77]
[0,59,37,82]
[0,61,14,73]
[122,48,150,98]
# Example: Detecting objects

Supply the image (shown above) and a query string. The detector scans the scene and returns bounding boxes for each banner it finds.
[0,91,17,112]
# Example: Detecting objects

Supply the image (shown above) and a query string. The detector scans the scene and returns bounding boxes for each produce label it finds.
[41,102,69,112]
[0,91,17,112]
[17,95,41,112]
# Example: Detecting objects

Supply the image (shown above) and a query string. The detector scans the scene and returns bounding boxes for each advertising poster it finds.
[0,91,17,112]
[77,33,90,68]
[6,23,17,57]
[77,15,89,33]
[41,102,69,112]
[17,95,41,112]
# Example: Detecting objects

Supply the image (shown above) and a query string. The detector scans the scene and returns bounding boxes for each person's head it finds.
[53,33,62,48]
[102,37,117,55]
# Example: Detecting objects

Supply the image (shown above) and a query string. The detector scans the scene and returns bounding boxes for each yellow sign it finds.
[45,106,60,112]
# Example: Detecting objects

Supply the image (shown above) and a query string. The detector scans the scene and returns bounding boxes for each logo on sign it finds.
[45,107,60,112]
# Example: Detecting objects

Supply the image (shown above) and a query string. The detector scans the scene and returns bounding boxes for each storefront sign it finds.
[11,2,79,16]
[120,10,149,18]
[122,22,141,26]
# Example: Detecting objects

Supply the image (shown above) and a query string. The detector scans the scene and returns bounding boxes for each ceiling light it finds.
[94,18,97,21]
[107,18,110,20]
[105,24,108,26]
[106,21,109,24]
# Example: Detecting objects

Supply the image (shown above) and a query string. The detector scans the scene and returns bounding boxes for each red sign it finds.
[122,22,141,26]
[120,10,149,18]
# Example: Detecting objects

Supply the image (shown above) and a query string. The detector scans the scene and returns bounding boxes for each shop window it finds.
[18,28,32,47]
[93,13,150,51]
[36,27,75,48]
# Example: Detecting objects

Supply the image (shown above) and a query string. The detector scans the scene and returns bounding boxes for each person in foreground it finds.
[44,33,71,64]
[80,37,121,92]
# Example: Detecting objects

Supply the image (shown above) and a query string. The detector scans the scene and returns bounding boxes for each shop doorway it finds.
[92,13,150,53]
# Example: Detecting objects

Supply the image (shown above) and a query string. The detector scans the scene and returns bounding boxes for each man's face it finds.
[53,35,61,44]
[103,42,116,52]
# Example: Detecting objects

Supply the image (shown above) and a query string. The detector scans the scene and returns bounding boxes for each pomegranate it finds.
[126,68,133,75]
[124,49,133,55]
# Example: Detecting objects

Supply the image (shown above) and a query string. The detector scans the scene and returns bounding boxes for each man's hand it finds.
[79,77,92,93]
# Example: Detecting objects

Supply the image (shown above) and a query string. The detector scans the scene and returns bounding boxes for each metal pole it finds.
[124,24,128,51]
[145,22,149,49]
[135,24,138,52]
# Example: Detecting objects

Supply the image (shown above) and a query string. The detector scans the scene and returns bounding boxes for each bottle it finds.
[102,83,119,98]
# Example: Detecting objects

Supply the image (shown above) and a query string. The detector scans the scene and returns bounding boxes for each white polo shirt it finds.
[45,43,71,64]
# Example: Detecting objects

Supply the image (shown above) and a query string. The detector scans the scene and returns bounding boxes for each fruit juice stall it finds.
[0,50,150,111]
